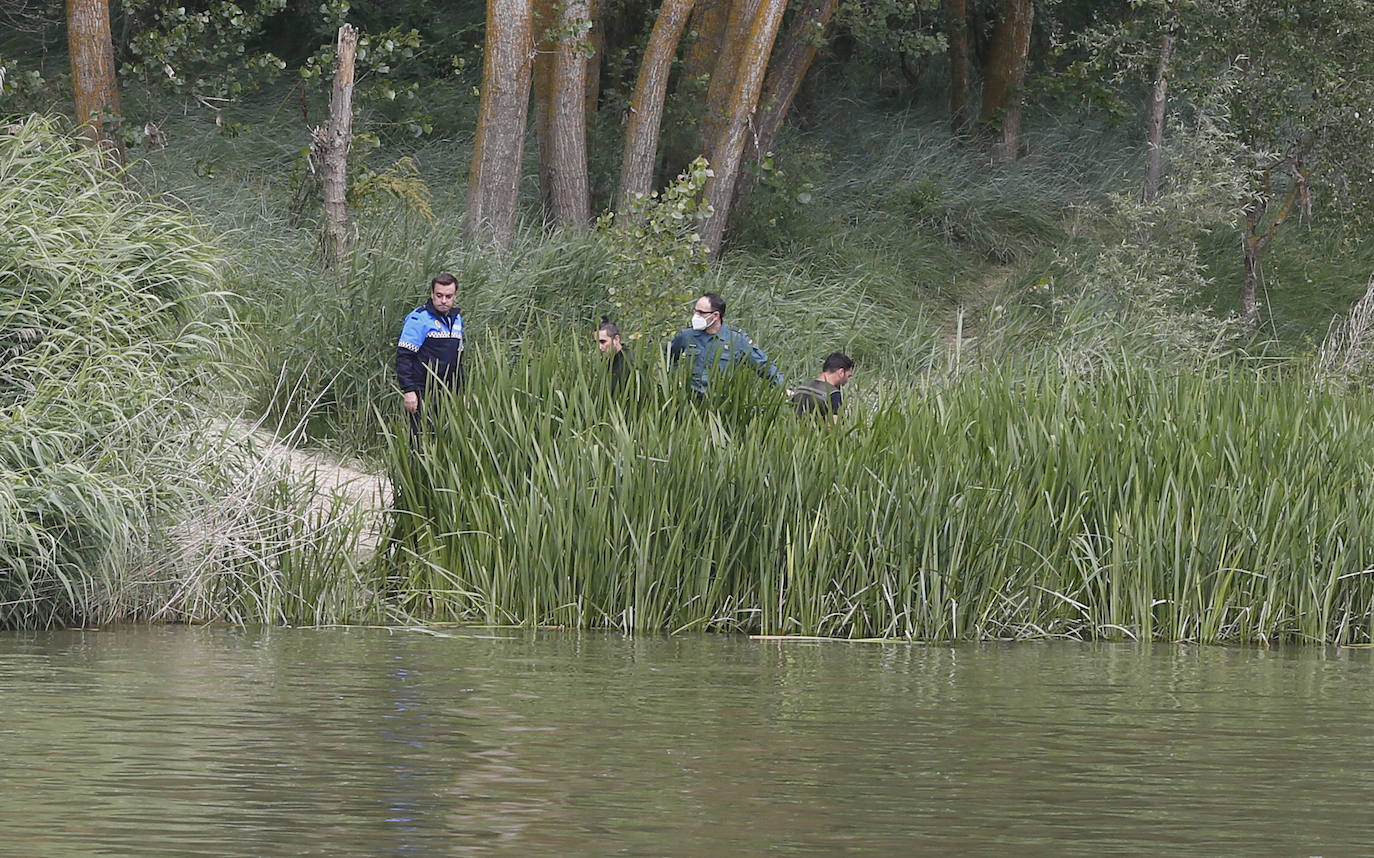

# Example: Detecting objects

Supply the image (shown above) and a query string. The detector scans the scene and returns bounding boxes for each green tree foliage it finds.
[596,156,713,344]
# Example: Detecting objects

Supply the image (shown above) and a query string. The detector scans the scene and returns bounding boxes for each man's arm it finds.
[745,336,784,387]
[396,312,427,412]
[667,330,689,367]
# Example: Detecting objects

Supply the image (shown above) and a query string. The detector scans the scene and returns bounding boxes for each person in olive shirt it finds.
[668,292,784,395]
[791,352,854,422]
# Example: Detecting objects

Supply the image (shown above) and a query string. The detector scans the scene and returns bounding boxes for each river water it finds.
[1,626,1369,856]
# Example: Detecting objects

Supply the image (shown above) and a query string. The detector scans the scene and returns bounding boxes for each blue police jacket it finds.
[396,301,464,394]
[668,323,784,394]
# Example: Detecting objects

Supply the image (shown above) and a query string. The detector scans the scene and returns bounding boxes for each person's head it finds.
[597,316,623,354]
[819,352,855,387]
[430,273,458,314]
[691,293,725,333]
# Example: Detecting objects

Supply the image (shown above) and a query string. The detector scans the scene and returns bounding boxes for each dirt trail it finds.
[226,420,391,557]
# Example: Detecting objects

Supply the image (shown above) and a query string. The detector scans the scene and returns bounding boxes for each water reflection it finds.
[0,627,1369,856]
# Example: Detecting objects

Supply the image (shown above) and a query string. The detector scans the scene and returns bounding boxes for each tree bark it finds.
[977,0,1033,163]
[466,0,535,250]
[551,0,592,225]
[943,0,971,135]
[1141,31,1174,204]
[733,0,838,213]
[534,0,591,227]
[533,0,557,214]
[749,0,837,165]
[698,0,788,254]
[66,0,124,167]
[321,24,358,268]
[699,0,761,161]
[1241,222,1261,334]
[584,0,603,126]
[682,0,730,85]
[618,0,696,214]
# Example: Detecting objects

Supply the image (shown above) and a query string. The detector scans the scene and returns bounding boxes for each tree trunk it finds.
[66,0,123,167]
[733,0,838,213]
[682,0,730,85]
[977,0,1033,163]
[320,24,358,268]
[533,0,557,214]
[618,0,696,214]
[585,0,603,125]
[943,0,971,135]
[1241,223,1261,335]
[698,0,788,254]
[466,0,535,250]
[552,0,592,225]
[699,0,761,161]
[1141,31,1174,204]
[534,0,591,227]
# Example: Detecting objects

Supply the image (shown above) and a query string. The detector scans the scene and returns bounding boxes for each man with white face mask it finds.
[668,292,784,395]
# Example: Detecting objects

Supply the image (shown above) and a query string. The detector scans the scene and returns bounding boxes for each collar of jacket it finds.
[424,300,461,322]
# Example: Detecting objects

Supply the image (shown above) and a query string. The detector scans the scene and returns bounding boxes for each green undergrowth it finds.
[386,338,1374,644]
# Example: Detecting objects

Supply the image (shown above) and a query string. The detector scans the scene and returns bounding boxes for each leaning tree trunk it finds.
[699,0,761,162]
[320,24,358,268]
[66,0,124,167]
[977,0,1034,163]
[466,0,535,250]
[698,0,788,254]
[943,0,971,135]
[682,0,730,85]
[1239,161,1308,336]
[618,0,696,214]
[733,0,839,214]
[1141,30,1174,204]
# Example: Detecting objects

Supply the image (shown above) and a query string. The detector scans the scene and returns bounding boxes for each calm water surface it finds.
[1,626,1370,856]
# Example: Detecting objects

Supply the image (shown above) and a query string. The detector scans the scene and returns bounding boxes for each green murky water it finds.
[1,626,1369,856]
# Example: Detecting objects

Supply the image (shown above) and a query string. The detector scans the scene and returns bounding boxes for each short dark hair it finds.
[598,315,620,338]
[700,292,726,318]
[822,352,854,373]
[431,272,457,290]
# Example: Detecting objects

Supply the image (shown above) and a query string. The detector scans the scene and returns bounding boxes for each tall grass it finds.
[0,116,223,627]
[387,336,1374,643]
[0,116,391,629]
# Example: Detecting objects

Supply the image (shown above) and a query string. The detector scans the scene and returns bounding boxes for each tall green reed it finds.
[386,335,1374,643]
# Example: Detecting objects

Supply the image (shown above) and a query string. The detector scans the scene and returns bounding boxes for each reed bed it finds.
[387,340,1374,643]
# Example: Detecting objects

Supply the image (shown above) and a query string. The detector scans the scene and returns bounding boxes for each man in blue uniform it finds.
[396,273,464,432]
[668,292,783,395]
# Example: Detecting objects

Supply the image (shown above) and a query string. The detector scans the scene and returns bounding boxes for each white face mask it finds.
[691,312,713,331]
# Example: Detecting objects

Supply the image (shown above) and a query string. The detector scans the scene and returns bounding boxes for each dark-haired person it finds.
[791,352,854,423]
[396,273,465,434]
[668,292,783,395]
[597,316,631,391]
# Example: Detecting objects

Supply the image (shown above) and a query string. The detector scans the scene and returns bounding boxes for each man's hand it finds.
[403,391,419,414]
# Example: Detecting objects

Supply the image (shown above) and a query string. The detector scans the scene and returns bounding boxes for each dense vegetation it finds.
[5,0,1374,640]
